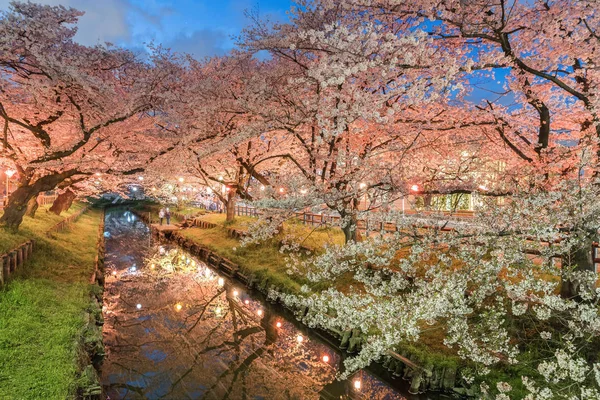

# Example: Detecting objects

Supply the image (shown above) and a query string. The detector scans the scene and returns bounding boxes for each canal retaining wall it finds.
[78,211,106,399]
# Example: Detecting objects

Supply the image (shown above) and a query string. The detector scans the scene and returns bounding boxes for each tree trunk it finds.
[341,210,359,243]
[0,185,39,230]
[25,196,39,218]
[0,169,79,230]
[225,190,236,222]
[561,236,596,299]
[49,189,76,216]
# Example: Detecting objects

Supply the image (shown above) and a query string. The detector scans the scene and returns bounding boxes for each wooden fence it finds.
[233,205,472,234]
[0,194,57,210]
[0,240,35,286]
[46,205,90,236]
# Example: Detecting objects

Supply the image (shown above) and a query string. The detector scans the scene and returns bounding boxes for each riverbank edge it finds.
[76,208,106,399]
[130,208,474,398]
[0,205,105,399]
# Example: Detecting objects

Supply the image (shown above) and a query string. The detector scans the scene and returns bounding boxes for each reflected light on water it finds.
[101,209,412,400]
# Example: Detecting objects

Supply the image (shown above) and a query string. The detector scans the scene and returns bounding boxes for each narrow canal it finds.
[100,208,432,399]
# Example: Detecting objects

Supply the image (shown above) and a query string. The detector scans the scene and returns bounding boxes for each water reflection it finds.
[101,209,411,399]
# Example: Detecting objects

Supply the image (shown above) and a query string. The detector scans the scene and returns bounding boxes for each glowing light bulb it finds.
[218,176,223,181]
[260,185,265,191]
[296,334,304,343]
[410,184,419,192]
[276,321,282,328]
[95,172,101,177]
[215,306,222,315]
[257,309,263,316]
[204,269,211,278]
[353,380,361,390]
[150,264,155,269]
[178,177,184,183]
[132,187,138,192]
[136,304,142,310]
[244,299,250,305]
[130,266,137,272]
[175,303,182,311]
[300,189,307,194]
[359,182,367,189]
[218,277,224,287]
[478,184,489,191]
[112,270,117,276]
[322,355,330,363]
[191,260,196,267]
[279,187,284,193]
[138,176,144,181]
[233,289,239,297]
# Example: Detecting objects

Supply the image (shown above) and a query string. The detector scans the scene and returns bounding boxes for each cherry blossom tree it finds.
[0,1,181,229]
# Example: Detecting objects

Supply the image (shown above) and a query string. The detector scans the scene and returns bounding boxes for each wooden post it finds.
[0,255,7,286]
[17,247,23,267]
[9,251,17,272]
[21,244,28,263]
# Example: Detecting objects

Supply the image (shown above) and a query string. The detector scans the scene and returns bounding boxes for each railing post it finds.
[21,244,27,263]
[0,255,7,286]
[9,251,17,272]
[17,247,24,267]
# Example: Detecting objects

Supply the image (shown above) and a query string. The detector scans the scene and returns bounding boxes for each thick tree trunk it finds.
[225,190,236,222]
[561,236,596,299]
[25,196,39,218]
[0,185,39,230]
[0,169,79,230]
[49,189,76,216]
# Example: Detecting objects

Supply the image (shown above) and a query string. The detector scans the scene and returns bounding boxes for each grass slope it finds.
[0,206,102,399]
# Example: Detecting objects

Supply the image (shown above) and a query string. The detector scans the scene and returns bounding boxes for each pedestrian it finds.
[159,208,165,225]
[166,207,171,225]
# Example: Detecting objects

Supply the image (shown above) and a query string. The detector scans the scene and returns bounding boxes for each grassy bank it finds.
[0,205,102,399]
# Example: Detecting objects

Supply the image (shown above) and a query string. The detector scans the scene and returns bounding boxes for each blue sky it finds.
[0,0,293,58]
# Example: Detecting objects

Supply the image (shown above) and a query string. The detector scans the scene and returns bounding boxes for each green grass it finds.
[198,213,345,252]
[0,203,88,254]
[0,206,102,399]
[180,226,305,294]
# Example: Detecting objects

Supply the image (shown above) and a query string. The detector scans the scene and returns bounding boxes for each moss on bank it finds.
[0,205,102,399]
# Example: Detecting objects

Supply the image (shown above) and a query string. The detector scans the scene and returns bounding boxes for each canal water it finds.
[100,208,430,399]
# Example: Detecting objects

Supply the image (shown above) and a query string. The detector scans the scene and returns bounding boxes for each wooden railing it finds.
[0,240,35,287]
[0,194,57,210]
[46,205,90,236]
[233,205,473,234]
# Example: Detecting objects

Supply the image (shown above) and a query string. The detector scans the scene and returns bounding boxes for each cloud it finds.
[0,0,164,46]
[166,29,231,60]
